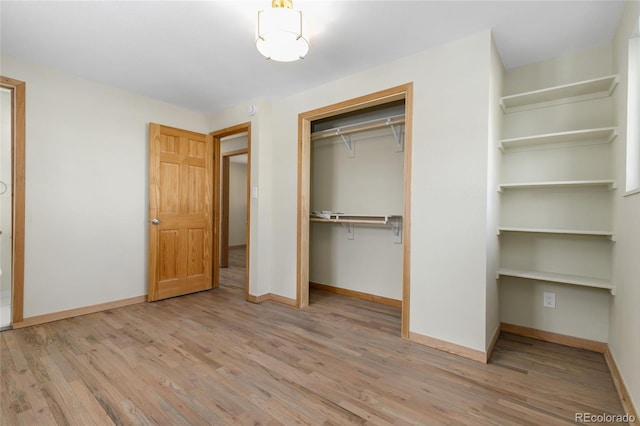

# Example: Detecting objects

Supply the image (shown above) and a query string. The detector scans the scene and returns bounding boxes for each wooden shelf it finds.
[499,180,616,191]
[498,268,615,294]
[500,127,617,150]
[498,227,614,239]
[500,75,618,113]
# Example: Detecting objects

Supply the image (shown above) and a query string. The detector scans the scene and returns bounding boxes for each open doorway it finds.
[1,87,12,329]
[0,76,25,329]
[211,123,251,300]
[220,146,248,289]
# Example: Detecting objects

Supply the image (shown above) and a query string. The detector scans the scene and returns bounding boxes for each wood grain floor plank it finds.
[219,246,246,290]
[0,251,627,425]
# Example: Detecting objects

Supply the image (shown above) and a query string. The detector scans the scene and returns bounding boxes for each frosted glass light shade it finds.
[256,8,309,62]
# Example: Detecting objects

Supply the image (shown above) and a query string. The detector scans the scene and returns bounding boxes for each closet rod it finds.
[311,114,405,141]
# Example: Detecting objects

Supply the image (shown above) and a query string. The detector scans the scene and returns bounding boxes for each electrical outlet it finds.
[543,292,556,309]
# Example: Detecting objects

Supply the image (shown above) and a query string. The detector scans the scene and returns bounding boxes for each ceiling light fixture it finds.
[256,0,309,62]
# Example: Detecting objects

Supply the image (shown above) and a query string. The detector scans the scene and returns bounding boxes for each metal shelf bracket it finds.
[340,222,354,240]
[388,120,404,152]
[390,217,402,244]
[338,131,355,157]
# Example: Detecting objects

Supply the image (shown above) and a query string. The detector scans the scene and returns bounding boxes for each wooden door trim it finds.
[221,156,230,268]
[148,123,160,301]
[297,83,413,338]
[1,76,26,325]
[221,148,249,268]
[211,123,251,301]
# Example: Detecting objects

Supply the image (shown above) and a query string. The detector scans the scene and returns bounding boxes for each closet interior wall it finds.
[309,103,405,301]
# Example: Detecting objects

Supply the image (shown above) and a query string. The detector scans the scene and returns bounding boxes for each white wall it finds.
[229,159,247,246]
[611,0,640,412]
[309,128,404,300]
[486,37,503,346]
[220,134,248,153]
[1,55,210,318]
[210,31,497,352]
[503,44,614,95]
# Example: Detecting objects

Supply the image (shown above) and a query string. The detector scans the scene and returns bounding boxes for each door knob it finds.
[151,218,161,225]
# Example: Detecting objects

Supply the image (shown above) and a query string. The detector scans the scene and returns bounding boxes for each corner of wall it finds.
[485,34,504,350]
[610,0,640,414]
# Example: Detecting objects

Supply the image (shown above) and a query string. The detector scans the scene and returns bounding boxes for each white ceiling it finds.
[0,1,626,114]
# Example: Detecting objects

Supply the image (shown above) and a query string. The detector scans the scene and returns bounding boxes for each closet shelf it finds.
[310,213,400,225]
[499,127,618,150]
[497,268,615,294]
[311,114,405,154]
[500,75,619,113]
[311,213,403,243]
[311,114,405,141]
[498,227,615,240]
[499,180,616,191]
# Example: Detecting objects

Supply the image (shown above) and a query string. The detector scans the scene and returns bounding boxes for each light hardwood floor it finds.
[1,292,626,425]
[1,254,626,425]
[219,246,246,290]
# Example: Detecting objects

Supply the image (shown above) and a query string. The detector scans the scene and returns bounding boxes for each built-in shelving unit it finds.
[500,75,619,113]
[497,268,615,294]
[499,127,617,151]
[499,180,616,191]
[498,74,618,295]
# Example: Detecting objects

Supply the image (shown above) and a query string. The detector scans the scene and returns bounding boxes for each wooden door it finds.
[148,123,214,301]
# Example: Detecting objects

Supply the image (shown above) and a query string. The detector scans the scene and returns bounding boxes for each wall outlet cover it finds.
[543,292,556,309]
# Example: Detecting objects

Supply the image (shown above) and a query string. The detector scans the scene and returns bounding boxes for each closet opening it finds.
[297,84,413,338]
